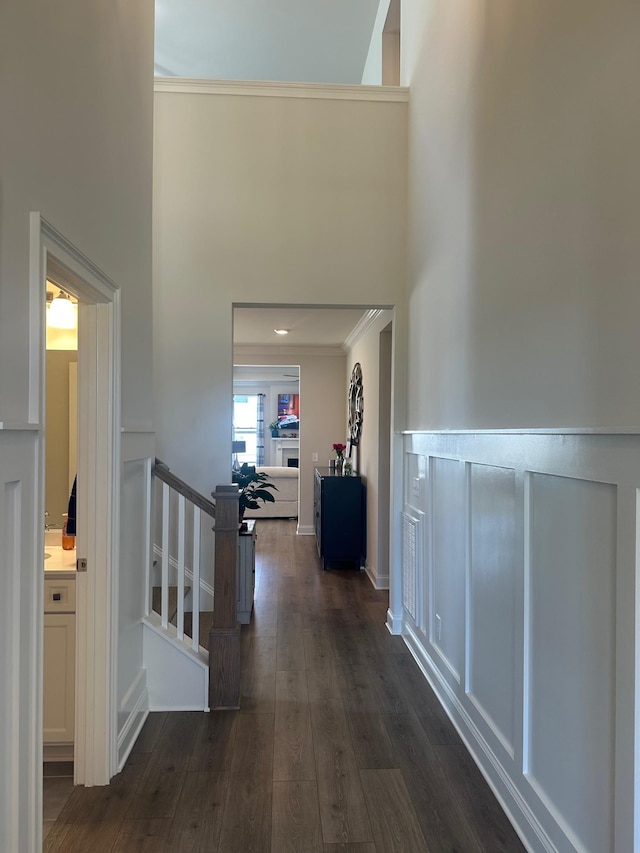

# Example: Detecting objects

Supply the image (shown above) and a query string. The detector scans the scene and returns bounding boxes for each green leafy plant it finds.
[232,463,278,518]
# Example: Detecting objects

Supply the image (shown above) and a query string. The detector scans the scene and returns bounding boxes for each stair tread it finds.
[151,585,191,624]
[183,610,214,651]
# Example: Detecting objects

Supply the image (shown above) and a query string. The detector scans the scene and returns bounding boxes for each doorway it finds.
[232,304,395,568]
[32,213,121,823]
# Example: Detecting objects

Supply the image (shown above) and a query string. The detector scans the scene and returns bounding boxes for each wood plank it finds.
[187,708,238,772]
[130,712,168,754]
[335,662,380,714]
[111,818,172,852]
[165,770,229,852]
[303,628,341,700]
[183,610,214,650]
[244,600,278,637]
[344,710,397,770]
[310,697,373,845]
[272,781,324,853]
[360,768,430,853]
[277,609,306,671]
[44,754,150,852]
[322,845,377,853]
[217,712,274,853]
[382,713,482,853]
[274,670,316,781]
[241,635,277,713]
[124,712,200,819]
[434,745,526,852]
[366,655,414,715]
[386,653,450,715]
[418,705,463,747]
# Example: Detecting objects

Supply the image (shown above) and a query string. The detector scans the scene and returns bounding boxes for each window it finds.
[233,395,258,465]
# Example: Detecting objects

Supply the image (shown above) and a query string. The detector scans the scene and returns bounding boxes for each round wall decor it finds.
[347,362,364,450]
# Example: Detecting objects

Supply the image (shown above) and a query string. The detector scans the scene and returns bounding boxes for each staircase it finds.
[150,585,214,650]
[143,460,239,710]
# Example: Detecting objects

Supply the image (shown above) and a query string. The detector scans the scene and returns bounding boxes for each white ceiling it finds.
[154,0,381,84]
[233,306,367,348]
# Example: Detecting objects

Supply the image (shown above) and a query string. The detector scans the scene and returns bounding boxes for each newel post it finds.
[209,484,240,710]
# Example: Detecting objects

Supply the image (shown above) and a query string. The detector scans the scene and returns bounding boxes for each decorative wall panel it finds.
[527,473,616,853]
[431,457,465,682]
[468,463,518,757]
[402,431,638,853]
[401,512,418,621]
[401,509,425,631]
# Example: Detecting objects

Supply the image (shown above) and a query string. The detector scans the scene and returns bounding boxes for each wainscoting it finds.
[401,431,638,853]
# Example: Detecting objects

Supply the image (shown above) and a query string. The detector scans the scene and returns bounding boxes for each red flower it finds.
[332,442,346,455]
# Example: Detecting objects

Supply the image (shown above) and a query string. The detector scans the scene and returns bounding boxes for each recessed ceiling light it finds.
[274,329,289,335]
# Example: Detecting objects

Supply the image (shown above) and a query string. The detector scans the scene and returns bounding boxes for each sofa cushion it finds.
[257,466,298,479]
[244,466,298,518]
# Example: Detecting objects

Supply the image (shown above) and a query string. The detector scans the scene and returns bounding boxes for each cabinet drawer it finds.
[44,578,76,613]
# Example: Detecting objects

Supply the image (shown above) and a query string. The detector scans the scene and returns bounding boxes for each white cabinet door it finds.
[43,613,75,744]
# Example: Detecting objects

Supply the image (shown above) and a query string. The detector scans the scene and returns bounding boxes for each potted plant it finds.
[268,420,279,437]
[233,463,278,523]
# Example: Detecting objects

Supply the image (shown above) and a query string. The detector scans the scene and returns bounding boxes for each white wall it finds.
[345,310,394,586]
[153,82,407,497]
[0,2,154,848]
[234,346,347,532]
[117,458,150,768]
[399,2,640,850]
[402,0,640,430]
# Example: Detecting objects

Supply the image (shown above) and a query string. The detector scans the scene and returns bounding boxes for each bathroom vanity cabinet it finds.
[44,563,76,760]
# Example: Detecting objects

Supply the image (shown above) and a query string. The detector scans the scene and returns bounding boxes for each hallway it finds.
[45,519,525,852]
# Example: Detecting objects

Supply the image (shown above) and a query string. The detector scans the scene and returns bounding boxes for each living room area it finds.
[232,363,302,519]
[232,306,394,592]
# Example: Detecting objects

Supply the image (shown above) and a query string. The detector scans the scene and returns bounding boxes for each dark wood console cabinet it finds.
[314,467,366,569]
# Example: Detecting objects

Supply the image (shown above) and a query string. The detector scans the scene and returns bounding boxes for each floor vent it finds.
[401,511,420,621]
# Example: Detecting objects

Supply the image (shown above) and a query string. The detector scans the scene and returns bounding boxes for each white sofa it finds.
[244,466,298,518]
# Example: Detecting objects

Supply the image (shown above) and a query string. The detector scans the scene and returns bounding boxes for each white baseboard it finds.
[386,607,403,635]
[365,563,389,589]
[117,669,149,771]
[296,525,315,536]
[403,623,553,853]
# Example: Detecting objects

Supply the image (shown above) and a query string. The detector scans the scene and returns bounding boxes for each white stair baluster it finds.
[161,481,170,630]
[191,507,201,651]
[177,493,185,640]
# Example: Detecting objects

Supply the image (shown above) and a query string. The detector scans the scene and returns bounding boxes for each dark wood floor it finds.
[45,519,526,853]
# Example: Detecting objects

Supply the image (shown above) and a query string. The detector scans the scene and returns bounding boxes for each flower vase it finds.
[336,457,344,475]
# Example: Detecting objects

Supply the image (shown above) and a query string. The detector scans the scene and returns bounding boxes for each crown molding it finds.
[154,77,409,103]
[343,309,385,350]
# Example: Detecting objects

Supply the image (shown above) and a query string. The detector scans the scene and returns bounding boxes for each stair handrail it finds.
[153,458,217,519]
[151,459,241,710]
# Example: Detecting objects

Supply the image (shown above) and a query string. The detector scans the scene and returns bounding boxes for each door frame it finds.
[30,213,121,790]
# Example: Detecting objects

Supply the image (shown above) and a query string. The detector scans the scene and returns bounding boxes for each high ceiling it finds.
[155,0,381,84]
[155,1,392,350]
[233,307,367,348]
